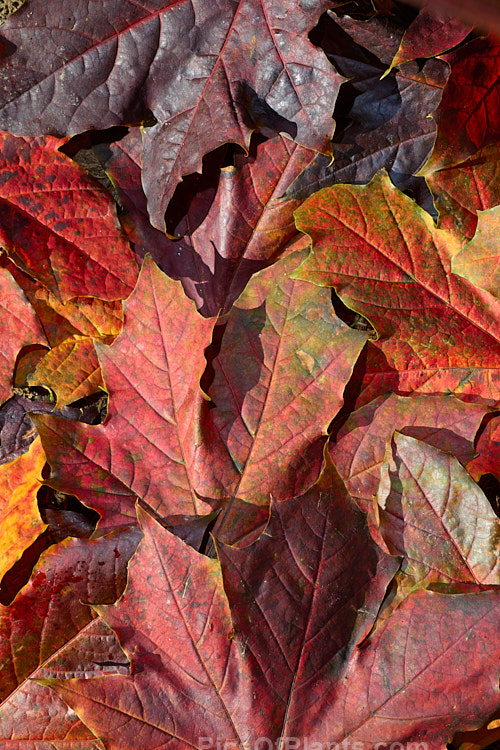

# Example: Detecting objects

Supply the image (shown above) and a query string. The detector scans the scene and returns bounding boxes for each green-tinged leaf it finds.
[294,171,500,406]
[40,475,500,747]
[452,206,500,299]
[376,433,500,586]
[330,392,487,513]
[208,247,369,506]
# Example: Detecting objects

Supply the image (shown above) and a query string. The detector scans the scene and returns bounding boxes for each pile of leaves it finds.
[0,0,499,747]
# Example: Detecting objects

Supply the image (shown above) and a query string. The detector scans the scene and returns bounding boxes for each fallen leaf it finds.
[0,436,46,582]
[426,144,500,241]
[105,129,317,316]
[207,247,369,506]
[0,526,140,705]
[0,267,47,404]
[42,473,500,747]
[0,0,342,229]
[290,13,448,204]
[467,415,500,483]
[35,256,227,520]
[294,171,500,406]
[330,392,487,512]
[0,133,137,302]
[0,617,126,748]
[422,36,500,173]
[388,7,471,71]
[28,337,103,408]
[376,433,500,586]
[452,205,500,299]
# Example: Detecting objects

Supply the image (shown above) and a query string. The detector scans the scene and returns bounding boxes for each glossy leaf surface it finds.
[289,13,448,204]
[294,171,500,406]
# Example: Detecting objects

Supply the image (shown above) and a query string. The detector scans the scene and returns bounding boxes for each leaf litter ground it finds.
[0,1,499,748]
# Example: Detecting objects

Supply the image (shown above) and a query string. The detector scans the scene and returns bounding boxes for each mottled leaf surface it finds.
[452,206,500,300]
[44,477,500,748]
[0,133,137,301]
[0,435,46,581]
[423,37,500,173]
[0,267,47,404]
[427,144,500,241]
[294,171,500,406]
[207,247,368,505]
[36,250,367,538]
[0,680,103,747]
[330,393,487,513]
[0,527,140,705]
[29,337,107,408]
[0,0,342,228]
[376,433,500,586]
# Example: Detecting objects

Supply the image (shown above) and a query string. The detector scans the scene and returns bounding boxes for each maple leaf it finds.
[35,252,367,541]
[41,470,500,747]
[329,392,487,513]
[426,144,500,241]
[376,433,500,587]
[35,256,222,520]
[452,205,500,300]
[294,171,500,406]
[0,436,46,582]
[422,36,500,174]
[467,414,500,484]
[0,525,140,738]
[0,0,342,230]
[103,128,317,316]
[387,6,471,71]
[0,617,127,748]
[0,267,47,404]
[1,262,124,406]
[289,13,448,204]
[206,247,368,506]
[0,133,137,302]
